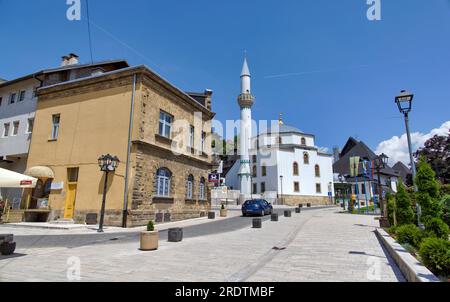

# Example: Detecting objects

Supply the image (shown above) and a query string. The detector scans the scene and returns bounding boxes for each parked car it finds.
[242,199,273,217]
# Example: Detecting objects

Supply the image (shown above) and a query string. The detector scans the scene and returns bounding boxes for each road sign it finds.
[208,173,220,183]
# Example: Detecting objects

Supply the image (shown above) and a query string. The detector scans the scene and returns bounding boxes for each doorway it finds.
[64,168,79,219]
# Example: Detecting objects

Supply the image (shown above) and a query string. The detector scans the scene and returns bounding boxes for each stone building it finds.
[20,64,215,227]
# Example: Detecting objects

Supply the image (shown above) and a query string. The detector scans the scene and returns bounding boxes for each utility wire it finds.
[86,0,94,64]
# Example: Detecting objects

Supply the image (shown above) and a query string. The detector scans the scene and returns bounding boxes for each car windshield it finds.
[244,200,259,205]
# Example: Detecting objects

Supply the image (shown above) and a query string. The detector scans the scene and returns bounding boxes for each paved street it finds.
[0,207,405,282]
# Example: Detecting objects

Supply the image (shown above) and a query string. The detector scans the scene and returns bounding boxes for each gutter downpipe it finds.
[122,74,137,228]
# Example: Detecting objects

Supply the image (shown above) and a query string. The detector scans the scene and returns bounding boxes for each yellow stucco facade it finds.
[24,66,215,226]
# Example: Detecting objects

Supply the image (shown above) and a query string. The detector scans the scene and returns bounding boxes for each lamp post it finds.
[395,90,422,228]
[280,175,284,205]
[97,154,120,233]
[338,174,346,210]
[375,153,389,227]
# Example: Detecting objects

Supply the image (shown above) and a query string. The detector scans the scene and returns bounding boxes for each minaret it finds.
[238,56,254,198]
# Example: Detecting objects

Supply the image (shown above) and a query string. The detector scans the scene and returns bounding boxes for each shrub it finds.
[415,158,443,222]
[439,194,450,227]
[221,203,226,210]
[396,224,423,248]
[386,193,396,226]
[395,180,415,226]
[387,226,398,236]
[147,221,155,232]
[348,200,354,213]
[424,218,450,240]
[419,237,450,278]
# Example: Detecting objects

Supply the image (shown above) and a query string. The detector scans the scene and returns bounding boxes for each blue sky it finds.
[1,0,449,156]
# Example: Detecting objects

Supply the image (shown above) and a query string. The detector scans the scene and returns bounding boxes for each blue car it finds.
[242,199,273,217]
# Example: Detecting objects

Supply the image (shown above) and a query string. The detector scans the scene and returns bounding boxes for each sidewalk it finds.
[0,208,243,236]
[0,208,404,282]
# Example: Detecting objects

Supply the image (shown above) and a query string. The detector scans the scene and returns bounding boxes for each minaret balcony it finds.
[238,93,255,108]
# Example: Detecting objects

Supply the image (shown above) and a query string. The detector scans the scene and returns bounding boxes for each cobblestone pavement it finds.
[0,208,405,282]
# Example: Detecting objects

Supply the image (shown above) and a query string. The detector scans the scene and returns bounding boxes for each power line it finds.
[86,0,94,64]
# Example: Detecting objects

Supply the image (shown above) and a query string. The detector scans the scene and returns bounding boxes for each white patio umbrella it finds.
[0,168,38,189]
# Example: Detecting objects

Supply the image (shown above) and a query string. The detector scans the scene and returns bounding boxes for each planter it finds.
[220,209,228,217]
[168,228,183,242]
[0,242,16,256]
[284,210,292,218]
[271,213,279,222]
[307,203,312,208]
[253,218,262,229]
[299,204,304,208]
[208,212,216,220]
[140,231,159,251]
[295,208,301,214]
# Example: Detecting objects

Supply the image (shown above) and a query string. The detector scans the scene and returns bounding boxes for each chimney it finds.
[204,89,213,111]
[61,53,79,66]
[333,146,341,163]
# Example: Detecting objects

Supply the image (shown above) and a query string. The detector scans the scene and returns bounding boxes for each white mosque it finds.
[226,57,335,206]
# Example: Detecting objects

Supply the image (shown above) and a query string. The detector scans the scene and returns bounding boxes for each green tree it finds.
[414,134,450,184]
[386,192,396,226]
[416,157,443,223]
[395,180,415,226]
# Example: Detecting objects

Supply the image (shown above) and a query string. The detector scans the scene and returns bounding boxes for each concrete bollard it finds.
[168,228,183,242]
[271,213,279,222]
[208,212,216,219]
[284,210,292,218]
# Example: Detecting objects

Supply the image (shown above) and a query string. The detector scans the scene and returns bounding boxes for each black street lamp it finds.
[97,154,120,233]
[395,90,422,227]
[374,153,389,227]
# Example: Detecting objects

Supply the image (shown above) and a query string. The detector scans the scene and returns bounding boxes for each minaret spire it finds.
[240,52,251,94]
[237,53,255,200]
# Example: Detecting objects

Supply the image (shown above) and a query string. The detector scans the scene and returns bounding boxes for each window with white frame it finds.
[159,111,173,139]
[201,131,206,153]
[186,175,194,199]
[27,118,34,134]
[188,125,194,149]
[9,93,16,104]
[156,168,171,197]
[199,177,206,200]
[3,123,10,137]
[51,114,60,140]
[12,121,19,136]
[18,91,26,102]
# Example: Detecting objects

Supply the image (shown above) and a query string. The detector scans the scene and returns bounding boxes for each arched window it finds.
[186,175,194,199]
[303,153,310,165]
[199,177,206,200]
[253,165,257,178]
[156,168,172,197]
[315,165,321,177]
[301,137,306,145]
[293,162,299,176]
